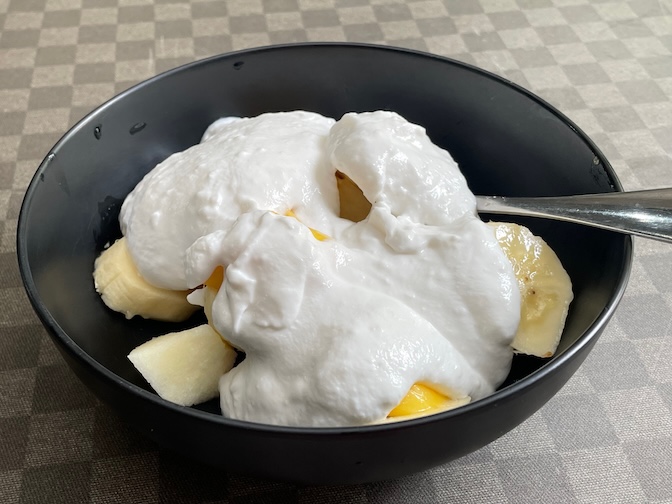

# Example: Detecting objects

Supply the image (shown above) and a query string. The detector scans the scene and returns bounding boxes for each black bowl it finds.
[17,43,631,484]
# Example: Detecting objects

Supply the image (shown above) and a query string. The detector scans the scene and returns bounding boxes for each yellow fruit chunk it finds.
[202,267,224,338]
[201,276,238,350]
[389,383,447,417]
[203,283,217,333]
[335,170,372,222]
[204,265,224,290]
[203,266,224,336]
[93,237,198,322]
[284,209,330,241]
[308,227,329,241]
[489,222,573,358]
[388,383,470,418]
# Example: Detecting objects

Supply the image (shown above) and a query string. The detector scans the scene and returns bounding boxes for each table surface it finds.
[2,0,672,502]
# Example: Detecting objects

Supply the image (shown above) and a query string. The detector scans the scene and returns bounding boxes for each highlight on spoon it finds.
[476,188,672,244]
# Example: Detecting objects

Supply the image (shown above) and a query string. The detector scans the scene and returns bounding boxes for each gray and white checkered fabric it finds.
[2,0,672,502]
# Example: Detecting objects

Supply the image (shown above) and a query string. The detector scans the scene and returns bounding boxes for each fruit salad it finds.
[93,111,573,427]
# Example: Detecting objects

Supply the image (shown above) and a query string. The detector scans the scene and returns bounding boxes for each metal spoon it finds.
[477,188,672,244]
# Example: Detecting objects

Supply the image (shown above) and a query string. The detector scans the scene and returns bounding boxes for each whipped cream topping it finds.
[121,111,520,427]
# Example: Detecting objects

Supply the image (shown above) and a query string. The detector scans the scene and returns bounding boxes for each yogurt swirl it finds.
[120,111,520,427]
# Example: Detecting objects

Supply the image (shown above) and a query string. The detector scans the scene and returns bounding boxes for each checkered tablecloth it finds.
[2,0,672,502]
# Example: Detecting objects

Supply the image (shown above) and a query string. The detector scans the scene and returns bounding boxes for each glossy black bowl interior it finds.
[18,44,631,484]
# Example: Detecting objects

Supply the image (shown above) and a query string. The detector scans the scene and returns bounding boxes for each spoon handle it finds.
[476,188,672,244]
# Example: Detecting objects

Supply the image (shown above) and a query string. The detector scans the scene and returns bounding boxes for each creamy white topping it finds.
[120,111,340,290]
[121,111,520,427]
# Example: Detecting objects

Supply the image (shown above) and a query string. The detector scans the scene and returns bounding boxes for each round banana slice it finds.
[93,237,198,322]
[488,222,573,358]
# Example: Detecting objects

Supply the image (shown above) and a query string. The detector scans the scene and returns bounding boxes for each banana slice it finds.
[93,237,198,322]
[336,170,372,222]
[284,210,330,241]
[128,324,237,407]
[489,222,573,358]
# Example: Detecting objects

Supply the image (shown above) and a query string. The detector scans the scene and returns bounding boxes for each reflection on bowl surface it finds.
[17,43,631,484]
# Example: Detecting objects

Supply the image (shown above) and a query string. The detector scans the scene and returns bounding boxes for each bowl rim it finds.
[17,42,634,436]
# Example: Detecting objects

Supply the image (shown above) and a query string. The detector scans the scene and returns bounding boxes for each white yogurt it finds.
[121,111,520,427]
[120,111,340,290]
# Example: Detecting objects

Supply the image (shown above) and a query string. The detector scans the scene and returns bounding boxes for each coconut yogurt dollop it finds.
[120,110,520,427]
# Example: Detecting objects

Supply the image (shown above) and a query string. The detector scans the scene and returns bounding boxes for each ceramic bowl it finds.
[17,44,631,484]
